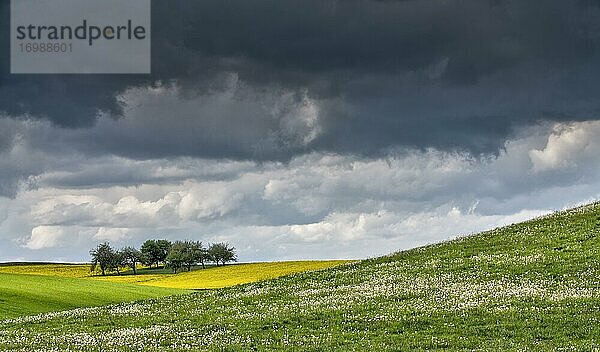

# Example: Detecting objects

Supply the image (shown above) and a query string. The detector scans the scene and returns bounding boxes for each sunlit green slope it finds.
[0,273,187,319]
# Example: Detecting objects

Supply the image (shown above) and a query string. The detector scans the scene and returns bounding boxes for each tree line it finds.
[90,239,237,275]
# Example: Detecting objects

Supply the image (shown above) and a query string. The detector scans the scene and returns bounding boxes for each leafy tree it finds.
[156,239,172,266]
[90,242,115,276]
[119,246,142,275]
[141,239,172,268]
[208,242,237,266]
[112,250,125,275]
[141,240,161,267]
[181,241,207,271]
[192,241,210,269]
[165,241,187,273]
[164,240,208,272]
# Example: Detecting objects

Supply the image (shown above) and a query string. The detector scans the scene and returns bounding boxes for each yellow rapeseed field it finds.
[93,260,353,289]
[0,260,354,289]
[0,263,92,278]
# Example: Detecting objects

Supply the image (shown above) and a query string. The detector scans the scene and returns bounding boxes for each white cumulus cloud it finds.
[26,226,67,250]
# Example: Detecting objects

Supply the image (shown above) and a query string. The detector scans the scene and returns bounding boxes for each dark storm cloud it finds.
[2,0,600,155]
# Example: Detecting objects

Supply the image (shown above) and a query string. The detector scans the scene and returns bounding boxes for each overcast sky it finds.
[2,0,600,262]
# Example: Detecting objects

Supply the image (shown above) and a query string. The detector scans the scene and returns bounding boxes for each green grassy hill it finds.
[0,273,187,319]
[1,203,600,350]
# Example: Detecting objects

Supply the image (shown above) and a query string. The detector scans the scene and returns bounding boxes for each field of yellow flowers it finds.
[0,263,90,278]
[92,260,351,289]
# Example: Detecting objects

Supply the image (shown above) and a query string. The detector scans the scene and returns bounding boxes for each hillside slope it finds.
[1,203,600,350]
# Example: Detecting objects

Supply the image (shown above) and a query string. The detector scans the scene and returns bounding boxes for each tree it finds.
[165,241,187,273]
[141,239,172,268]
[112,250,125,275]
[165,240,208,272]
[208,242,237,266]
[192,241,209,269]
[90,242,115,276]
[156,239,172,266]
[181,240,207,271]
[119,246,142,275]
[141,240,160,267]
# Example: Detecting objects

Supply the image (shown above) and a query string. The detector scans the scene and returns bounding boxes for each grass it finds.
[0,273,187,320]
[93,260,352,289]
[0,260,352,320]
[1,202,600,350]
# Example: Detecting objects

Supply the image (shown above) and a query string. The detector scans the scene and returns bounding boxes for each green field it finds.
[1,203,600,350]
[0,260,351,320]
[0,273,187,319]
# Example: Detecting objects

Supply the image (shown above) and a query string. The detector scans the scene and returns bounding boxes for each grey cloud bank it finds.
[2,0,600,261]
[2,117,600,261]
[3,1,600,155]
